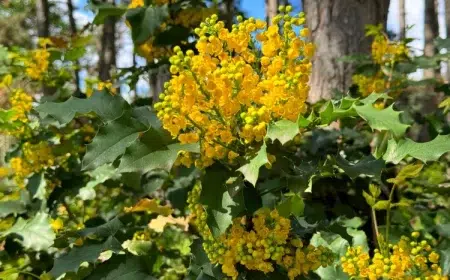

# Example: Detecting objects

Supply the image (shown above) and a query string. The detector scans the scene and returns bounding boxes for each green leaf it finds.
[1,212,55,251]
[27,173,46,200]
[335,155,385,179]
[354,103,409,137]
[383,135,450,164]
[79,217,124,238]
[131,106,161,129]
[0,200,27,218]
[276,194,304,217]
[93,4,127,25]
[82,115,147,170]
[65,47,86,61]
[387,163,424,185]
[266,119,299,145]
[319,97,358,125]
[154,26,191,46]
[118,128,199,173]
[101,256,156,280]
[36,90,129,124]
[200,165,245,237]
[126,5,169,45]
[362,191,375,207]
[373,200,390,210]
[237,143,269,186]
[122,240,153,256]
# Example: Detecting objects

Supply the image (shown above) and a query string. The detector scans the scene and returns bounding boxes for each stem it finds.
[385,184,397,246]
[20,271,40,279]
[371,207,379,248]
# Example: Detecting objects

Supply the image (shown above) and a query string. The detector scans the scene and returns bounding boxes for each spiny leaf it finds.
[0,200,27,218]
[82,115,147,170]
[276,194,305,217]
[36,89,129,124]
[1,212,55,251]
[126,5,169,45]
[383,135,450,164]
[354,103,409,137]
[319,97,358,125]
[237,143,269,186]
[118,128,199,173]
[50,237,121,278]
[124,198,172,216]
[266,119,299,145]
[335,155,385,179]
[387,163,424,185]
[79,217,124,238]
[101,256,156,280]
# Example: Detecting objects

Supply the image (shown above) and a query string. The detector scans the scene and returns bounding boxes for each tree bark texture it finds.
[98,0,117,81]
[67,0,82,94]
[445,0,450,81]
[265,0,278,25]
[424,0,439,78]
[399,0,406,39]
[36,0,50,38]
[303,0,391,103]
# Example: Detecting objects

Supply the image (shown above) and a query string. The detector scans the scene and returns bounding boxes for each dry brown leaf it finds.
[124,198,173,216]
[148,215,189,233]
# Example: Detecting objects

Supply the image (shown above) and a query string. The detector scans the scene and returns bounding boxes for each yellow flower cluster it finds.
[187,184,333,279]
[25,39,51,81]
[155,7,313,167]
[353,26,408,97]
[127,0,214,62]
[9,89,32,123]
[341,233,448,280]
[85,80,116,97]
[10,142,55,188]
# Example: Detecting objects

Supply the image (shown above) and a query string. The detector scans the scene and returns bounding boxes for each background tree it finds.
[399,0,406,39]
[98,0,117,81]
[303,0,391,103]
[36,0,50,37]
[424,0,440,78]
[445,0,450,81]
[265,0,278,24]
[67,0,81,94]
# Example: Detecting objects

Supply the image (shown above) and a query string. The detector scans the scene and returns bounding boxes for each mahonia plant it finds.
[154,6,314,167]
[187,183,334,279]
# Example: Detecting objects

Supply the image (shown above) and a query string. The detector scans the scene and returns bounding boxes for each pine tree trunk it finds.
[36,0,50,38]
[98,0,116,81]
[303,0,391,103]
[399,0,406,39]
[265,0,278,25]
[445,0,450,81]
[424,0,440,79]
[67,0,82,95]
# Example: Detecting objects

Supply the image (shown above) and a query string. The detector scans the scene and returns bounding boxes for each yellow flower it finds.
[51,218,64,232]
[155,9,312,166]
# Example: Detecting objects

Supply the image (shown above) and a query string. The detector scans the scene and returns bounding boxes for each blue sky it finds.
[241,0,303,18]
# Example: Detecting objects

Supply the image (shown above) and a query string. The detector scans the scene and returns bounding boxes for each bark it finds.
[225,0,235,30]
[98,0,117,81]
[399,0,406,39]
[303,0,391,103]
[445,0,450,81]
[67,0,81,95]
[36,0,50,38]
[265,0,278,25]
[424,0,440,78]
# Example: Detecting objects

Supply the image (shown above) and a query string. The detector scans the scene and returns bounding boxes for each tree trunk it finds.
[399,0,406,39]
[224,0,235,30]
[424,0,440,79]
[303,0,391,103]
[265,0,278,25]
[36,0,50,38]
[67,0,82,95]
[98,0,116,81]
[445,0,450,81]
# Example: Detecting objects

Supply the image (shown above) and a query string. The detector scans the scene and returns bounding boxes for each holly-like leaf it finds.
[266,119,299,145]
[124,198,172,216]
[276,194,305,217]
[93,4,127,25]
[36,90,129,124]
[82,115,147,170]
[335,155,385,179]
[200,165,245,237]
[50,237,120,278]
[118,128,199,173]
[383,135,450,164]
[237,143,269,186]
[79,217,124,238]
[319,97,358,125]
[27,173,46,200]
[0,200,26,218]
[1,212,55,251]
[126,5,169,44]
[101,256,156,280]
[354,103,409,137]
